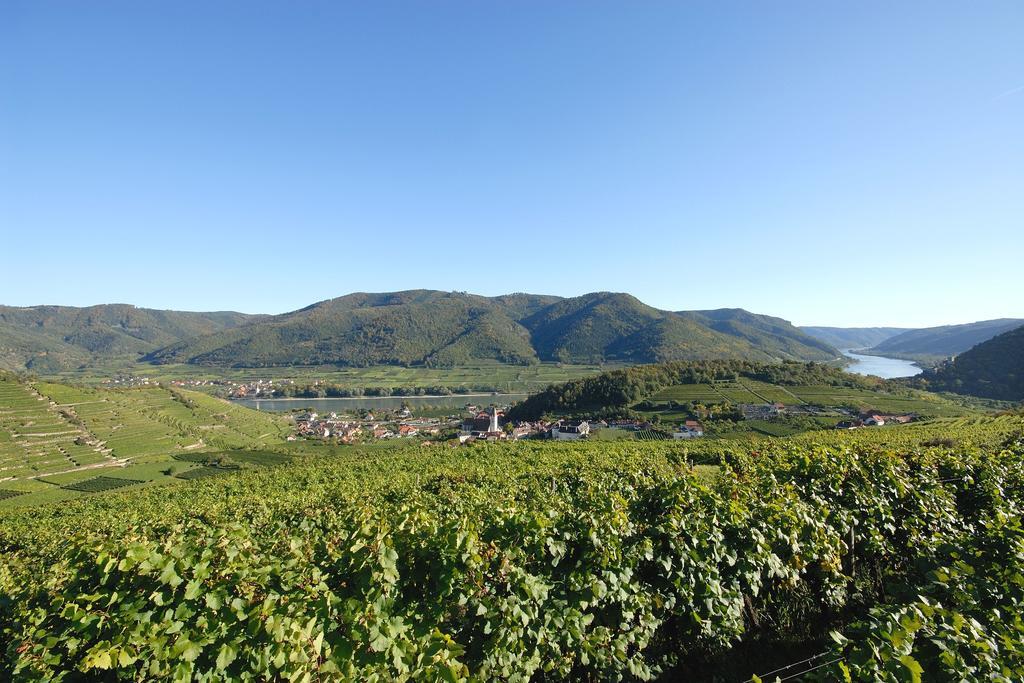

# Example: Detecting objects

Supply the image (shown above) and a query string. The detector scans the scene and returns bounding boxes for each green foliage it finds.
[2,417,1024,680]
[508,360,878,421]
[175,466,236,480]
[60,476,143,493]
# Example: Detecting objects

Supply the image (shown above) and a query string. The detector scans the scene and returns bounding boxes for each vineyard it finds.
[1,414,1023,680]
[0,374,291,507]
[0,377,115,480]
[648,380,970,417]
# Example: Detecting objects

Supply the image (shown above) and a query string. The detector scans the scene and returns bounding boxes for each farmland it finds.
[0,374,291,508]
[1,414,1023,680]
[2,363,1023,679]
[0,375,117,481]
[648,378,969,417]
[45,361,614,395]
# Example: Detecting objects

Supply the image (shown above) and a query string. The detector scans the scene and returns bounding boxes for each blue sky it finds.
[2,1,1022,327]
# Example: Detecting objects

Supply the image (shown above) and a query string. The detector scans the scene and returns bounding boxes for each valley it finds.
[1,312,1022,680]
[6,3,1022,677]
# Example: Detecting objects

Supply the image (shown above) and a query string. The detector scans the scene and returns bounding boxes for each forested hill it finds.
[506,360,873,420]
[923,324,1024,401]
[0,304,259,373]
[143,290,840,368]
[800,326,910,350]
[866,318,1024,362]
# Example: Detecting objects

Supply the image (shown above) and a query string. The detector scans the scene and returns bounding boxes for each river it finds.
[841,350,922,379]
[235,393,527,413]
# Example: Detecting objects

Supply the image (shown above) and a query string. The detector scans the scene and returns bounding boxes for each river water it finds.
[841,350,922,379]
[236,393,527,413]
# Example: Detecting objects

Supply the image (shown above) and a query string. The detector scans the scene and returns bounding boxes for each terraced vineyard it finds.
[34,383,290,460]
[0,375,116,481]
[0,374,291,507]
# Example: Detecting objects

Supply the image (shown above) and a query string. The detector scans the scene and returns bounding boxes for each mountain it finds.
[144,290,841,368]
[0,304,259,372]
[679,309,838,361]
[145,291,542,368]
[518,293,759,364]
[924,324,1024,401]
[867,318,1024,362]
[800,326,911,350]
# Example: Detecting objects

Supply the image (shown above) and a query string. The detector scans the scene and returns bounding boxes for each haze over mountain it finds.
[924,324,1024,401]
[143,290,840,368]
[866,319,1024,362]
[799,327,911,350]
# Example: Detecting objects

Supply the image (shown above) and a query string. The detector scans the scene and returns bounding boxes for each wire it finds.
[775,657,844,681]
[745,651,831,681]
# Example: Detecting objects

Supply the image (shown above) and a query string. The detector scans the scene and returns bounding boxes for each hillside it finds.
[0,371,290,506]
[679,309,837,360]
[866,318,1024,362]
[146,291,544,368]
[924,324,1024,401]
[800,326,910,349]
[507,359,968,422]
[145,290,840,368]
[0,304,258,372]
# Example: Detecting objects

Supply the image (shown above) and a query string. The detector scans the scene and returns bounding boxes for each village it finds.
[106,376,917,443]
[288,400,700,445]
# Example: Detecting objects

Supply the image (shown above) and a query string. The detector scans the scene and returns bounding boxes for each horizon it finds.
[3,1,1022,328]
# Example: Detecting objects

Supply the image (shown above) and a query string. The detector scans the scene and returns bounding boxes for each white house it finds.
[673,420,705,439]
[550,421,590,440]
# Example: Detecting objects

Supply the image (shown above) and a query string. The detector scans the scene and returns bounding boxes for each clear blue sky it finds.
[2,1,1022,327]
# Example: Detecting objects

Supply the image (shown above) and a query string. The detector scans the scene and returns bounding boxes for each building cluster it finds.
[290,402,712,446]
[293,411,443,443]
[102,375,153,387]
[229,379,281,398]
[741,402,787,420]
[835,410,916,430]
[169,379,220,388]
[549,420,591,440]
[673,420,705,439]
[458,408,540,442]
[458,409,621,443]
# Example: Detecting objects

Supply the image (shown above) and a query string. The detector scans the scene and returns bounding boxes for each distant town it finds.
[286,400,917,446]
